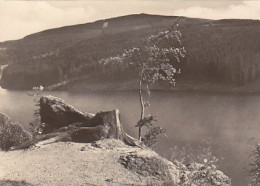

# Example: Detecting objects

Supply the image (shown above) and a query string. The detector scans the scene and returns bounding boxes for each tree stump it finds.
[12,96,141,150]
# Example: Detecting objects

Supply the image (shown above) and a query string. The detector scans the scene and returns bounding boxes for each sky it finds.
[0,0,260,42]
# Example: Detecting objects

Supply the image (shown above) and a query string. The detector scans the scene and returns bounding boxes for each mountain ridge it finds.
[0,13,260,91]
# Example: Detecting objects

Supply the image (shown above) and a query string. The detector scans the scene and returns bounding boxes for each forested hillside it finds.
[0,14,260,91]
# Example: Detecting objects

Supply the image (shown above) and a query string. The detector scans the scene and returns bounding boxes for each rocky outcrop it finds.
[39,95,93,133]
[119,149,231,185]
[119,150,179,184]
[0,139,231,185]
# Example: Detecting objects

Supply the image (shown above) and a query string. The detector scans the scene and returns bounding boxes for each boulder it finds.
[119,151,179,184]
[40,95,92,133]
[119,151,231,186]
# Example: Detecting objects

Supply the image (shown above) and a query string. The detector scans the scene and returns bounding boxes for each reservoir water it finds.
[0,87,259,185]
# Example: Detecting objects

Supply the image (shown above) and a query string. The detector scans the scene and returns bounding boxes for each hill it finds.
[0,14,260,91]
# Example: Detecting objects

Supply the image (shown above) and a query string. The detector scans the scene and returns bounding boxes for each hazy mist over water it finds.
[0,87,259,185]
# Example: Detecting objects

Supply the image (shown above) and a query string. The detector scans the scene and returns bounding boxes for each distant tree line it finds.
[1,17,260,89]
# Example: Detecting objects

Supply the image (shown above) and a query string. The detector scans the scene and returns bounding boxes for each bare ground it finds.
[0,139,175,186]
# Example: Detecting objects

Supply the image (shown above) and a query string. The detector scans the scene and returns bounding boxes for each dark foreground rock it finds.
[40,95,92,133]
[120,151,177,184]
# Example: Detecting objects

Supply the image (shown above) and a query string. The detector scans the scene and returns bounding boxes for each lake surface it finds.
[0,87,259,185]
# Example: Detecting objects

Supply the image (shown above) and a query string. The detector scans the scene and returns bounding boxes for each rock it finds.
[1,139,232,186]
[119,150,179,185]
[40,95,92,133]
[0,139,177,185]
[119,151,231,186]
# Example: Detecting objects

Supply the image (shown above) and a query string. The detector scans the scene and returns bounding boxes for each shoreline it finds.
[2,86,260,95]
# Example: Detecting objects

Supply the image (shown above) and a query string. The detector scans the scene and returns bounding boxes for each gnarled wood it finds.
[12,99,140,150]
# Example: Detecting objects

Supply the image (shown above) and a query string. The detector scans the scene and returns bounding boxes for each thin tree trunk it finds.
[138,63,145,141]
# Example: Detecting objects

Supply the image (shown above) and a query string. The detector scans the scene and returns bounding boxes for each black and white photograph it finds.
[0,0,260,185]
